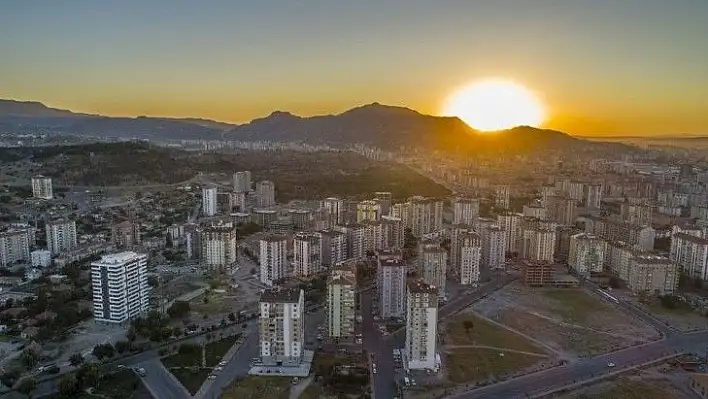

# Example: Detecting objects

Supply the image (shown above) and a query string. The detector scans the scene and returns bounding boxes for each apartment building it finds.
[256,180,276,208]
[585,184,603,210]
[522,205,547,220]
[0,227,32,267]
[627,255,679,296]
[293,232,321,278]
[356,200,382,222]
[91,252,150,324]
[408,197,444,237]
[626,203,653,227]
[46,219,77,255]
[391,202,410,231]
[259,288,305,365]
[288,209,312,231]
[480,224,507,270]
[233,171,252,193]
[112,220,141,249]
[202,186,218,217]
[497,213,521,253]
[584,216,655,251]
[31,175,53,200]
[322,197,345,226]
[452,197,479,225]
[494,185,510,209]
[326,263,357,339]
[605,241,637,281]
[670,233,708,280]
[317,229,347,269]
[381,216,405,249]
[459,230,482,286]
[334,223,365,260]
[449,224,472,272]
[377,256,407,319]
[568,233,606,274]
[362,220,384,253]
[405,279,439,370]
[259,234,288,286]
[421,244,447,299]
[520,228,556,262]
[374,192,393,216]
[199,223,238,271]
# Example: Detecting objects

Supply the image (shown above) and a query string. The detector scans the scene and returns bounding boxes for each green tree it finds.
[69,353,84,367]
[115,340,130,354]
[16,377,37,397]
[20,349,39,370]
[77,362,102,388]
[228,312,236,323]
[58,374,80,398]
[0,368,21,388]
[147,275,159,288]
[167,301,191,318]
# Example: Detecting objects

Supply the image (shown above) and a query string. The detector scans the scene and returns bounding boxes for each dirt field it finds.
[641,300,708,332]
[553,369,696,399]
[473,282,660,359]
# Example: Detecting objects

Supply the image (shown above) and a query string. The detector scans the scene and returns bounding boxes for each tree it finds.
[20,349,39,370]
[115,340,130,354]
[58,374,80,398]
[92,343,115,360]
[16,377,37,397]
[172,326,183,338]
[127,329,137,342]
[228,312,236,323]
[69,353,84,367]
[147,275,159,288]
[77,362,101,388]
[249,267,256,275]
[166,231,174,247]
[463,320,474,334]
[167,301,191,319]
[695,277,704,290]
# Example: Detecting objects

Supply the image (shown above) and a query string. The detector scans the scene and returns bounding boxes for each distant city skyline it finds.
[1,1,707,136]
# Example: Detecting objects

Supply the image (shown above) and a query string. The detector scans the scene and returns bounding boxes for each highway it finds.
[137,358,191,399]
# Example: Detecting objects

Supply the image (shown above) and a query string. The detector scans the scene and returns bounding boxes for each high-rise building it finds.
[256,181,276,208]
[31,175,53,200]
[452,197,479,225]
[327,263,357,339]
[259,288,305,365]
[627,203,653,227]
[202,187,218,217]
[670,233,708,280]
[494,185,510,209]
[321,197,345,226]
[449,224,473,273]
[30,249,51,268]
[408,197,444,237]
[421,244,447,298]
[111,221,141,249]
[334,223,365,260]
[233,171,252,193]
[627,255,678,295]
[459,231,482,286]
[374,192,393,216]
[293,232,321,278]
[381,216,405,249]
[520,228,556,262]
[362,220,384,253]
[91,252,150,324]
[318,229,347,269]
[377,255,407,319]
[391,202,411,231]
[480,224,506,270]
[497,213,521,253]
[568,233,605,274]
[522,205,546,220]
[199,223,238,271]
[46,219,77,255]
[585,184,603,210]
[259,234,288,286]
[0,227,32,267]
[405,279,438,370]
[288,209,312,231]
[357,200,382,223]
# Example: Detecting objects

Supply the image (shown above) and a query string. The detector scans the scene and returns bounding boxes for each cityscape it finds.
[2,2,708,399]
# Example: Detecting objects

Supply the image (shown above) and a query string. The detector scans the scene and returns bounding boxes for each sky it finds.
[1,0,707,136]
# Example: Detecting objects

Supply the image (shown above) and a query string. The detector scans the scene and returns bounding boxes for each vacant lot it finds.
[642,299,708,332]
[555,375,693,399]
[473,282,659,359]
[445,347,549,384]
[222,377,291,399]
[444,313,546,354]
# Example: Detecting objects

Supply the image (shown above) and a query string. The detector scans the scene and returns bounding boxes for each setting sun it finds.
[442,79,546,131]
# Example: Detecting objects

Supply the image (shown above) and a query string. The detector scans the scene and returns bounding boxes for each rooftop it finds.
[674,232,708,245]
[261,234,287,243]
[260,287,302,303]
[93,251,145,265]
[407,278,438,295]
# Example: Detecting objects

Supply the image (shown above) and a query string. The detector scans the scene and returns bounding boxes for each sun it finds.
[442,78,546,131]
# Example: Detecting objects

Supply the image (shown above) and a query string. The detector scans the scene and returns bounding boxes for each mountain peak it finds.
[340,102,421,117]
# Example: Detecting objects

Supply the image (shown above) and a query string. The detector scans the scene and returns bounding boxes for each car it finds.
[214,366,223,371]
[208,375,217,380]
[219,361,227,366]
[607,362,616,368]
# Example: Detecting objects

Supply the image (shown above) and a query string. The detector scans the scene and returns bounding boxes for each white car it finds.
[208,375,217,380]
[607,362,616,368]
[218,361,227,366]
[214,366,223,371]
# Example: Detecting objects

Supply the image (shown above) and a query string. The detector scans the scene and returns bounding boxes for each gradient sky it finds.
[1,0,707,135]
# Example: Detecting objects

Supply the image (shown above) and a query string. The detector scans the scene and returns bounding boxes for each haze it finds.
[1,0,707,136]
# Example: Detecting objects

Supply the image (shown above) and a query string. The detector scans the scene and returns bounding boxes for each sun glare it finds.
[442,79,546,131]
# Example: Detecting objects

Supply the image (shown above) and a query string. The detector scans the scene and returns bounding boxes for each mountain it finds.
[0,99,224,140]
[167,118,237,131]
[227,102,585,153]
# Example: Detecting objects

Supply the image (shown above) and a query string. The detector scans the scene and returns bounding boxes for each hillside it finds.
[0,143,450,201]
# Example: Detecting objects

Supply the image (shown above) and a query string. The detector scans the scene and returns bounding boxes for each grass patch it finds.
[91,369,144,398]
[222,376,291,399]
[542,289,609,323]
[169,368,212,395]
[162,348,203,369]
[445,348,545,383]
[446,313,546,354]
[577,378,677,399]
[205,334,241,366]
[300,381,323,399]
[191,291,227,315]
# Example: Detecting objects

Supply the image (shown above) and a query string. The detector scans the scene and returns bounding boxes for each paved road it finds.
[138,358,191,399]
[361,289,397,399]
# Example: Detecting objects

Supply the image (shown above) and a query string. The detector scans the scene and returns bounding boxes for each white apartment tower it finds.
[480,224,507,270]
[377,256,407,318]
[374,192,393,216]
[381,216,405,249]
[670,233,708,280]
[0,227,32,267]
[357,200,382,222]
[421,245,447,299]
[202,186,218,217]
[520,228,557,262]
[327,263,357,338]
[362,220,384,253]
[452,197,479,225]
[318,229,347,269]
[31,175,53,200]
[494,185,510,209]
[91,252,149,324]
[585,184,603,210]
[199,223,238,271]
[256,180,276,208]
[46,219,77,255]
[232,171,252,193]
[293,232,321,278]
[408,197,444,237]
[259,288,305,365]
[497,213,521,253]
[334,223,365,260]
[568,233,606,274]
[321,197,345,226]
[259,234,288,286]
[391,202,411,231]
[627,255,679,295]
[460,231,482,286]
[405,279,439,370]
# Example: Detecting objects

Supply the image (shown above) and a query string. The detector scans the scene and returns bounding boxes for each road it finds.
[138,358,191,399]
[361,288,397,399]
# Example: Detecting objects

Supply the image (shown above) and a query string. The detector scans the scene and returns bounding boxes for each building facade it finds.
[46,219,77,255]
[91,252,150,324]
[259,234,288,286]
[405,279,439,370]
[259,288,305,365]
